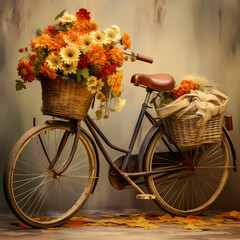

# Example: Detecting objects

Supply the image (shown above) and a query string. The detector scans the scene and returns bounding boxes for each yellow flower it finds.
[96,91,105,101]
[61,61,78,75]
[115,98,126,112]
[81,34,93,51]
[46,53,63,70]
[86,76,104,94]
[63,31,82,48]
[60,46,80,64]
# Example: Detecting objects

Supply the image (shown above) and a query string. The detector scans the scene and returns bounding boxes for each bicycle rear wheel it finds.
[144,128,231,216]
[4,121,97,228]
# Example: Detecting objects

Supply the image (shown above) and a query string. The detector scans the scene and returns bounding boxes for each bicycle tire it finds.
[144,128,231,216]
[4,121,97,228]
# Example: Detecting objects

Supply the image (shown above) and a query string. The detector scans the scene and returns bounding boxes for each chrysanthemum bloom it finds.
[51,33,67,54]
[122,32,131,50]
[44,25,59,36]
[59,13,77,24]
[97,63,117,79]
[72,20,89,35]
[86,76,104,94]
[61,61,78,75]
[91,30,107,44]
[17,61,35,82]
[76,8,91,21]
[87,44,107,66]
[108,71,124,95]
[31,34,53,50]
[39,62,57,79]
[115,98,126,112]
[104,27,121,43]
[173,80,198,98]
[88,20,98,31]
[181,80,198,91]
[63,31,82,48]
[46,53,63,70]
[109,48,123,67]
[77,55,89,69]
[60,46,80,64]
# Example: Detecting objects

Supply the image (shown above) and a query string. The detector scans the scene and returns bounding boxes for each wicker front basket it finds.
[41,77,94,120]
[162,114,223,147]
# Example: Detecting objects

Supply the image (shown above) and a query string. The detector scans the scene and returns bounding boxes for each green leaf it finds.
[81,68,89,80]
[15,80,26,91]
[55,9,67,21]
[76,69,83,83]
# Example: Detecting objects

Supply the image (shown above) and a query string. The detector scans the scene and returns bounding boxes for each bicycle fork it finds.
[34,118,81,178]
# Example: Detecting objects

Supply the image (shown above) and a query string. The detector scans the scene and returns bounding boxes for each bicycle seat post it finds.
[121,88,153,172]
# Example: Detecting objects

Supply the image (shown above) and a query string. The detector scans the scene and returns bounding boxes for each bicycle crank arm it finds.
[122,173,155,200]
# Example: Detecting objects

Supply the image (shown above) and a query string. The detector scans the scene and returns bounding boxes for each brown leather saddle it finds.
[131,73,175,91]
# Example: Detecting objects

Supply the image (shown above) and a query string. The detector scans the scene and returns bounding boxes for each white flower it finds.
[115,98,126,112]
[46,53,63,70]
[60,46,80,64]
[58,13,77,24]
[90,30,108,44]
[104,27,121,43]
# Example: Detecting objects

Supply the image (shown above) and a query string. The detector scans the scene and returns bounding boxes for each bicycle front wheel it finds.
[4,121,97,228]
[144,128,231,216]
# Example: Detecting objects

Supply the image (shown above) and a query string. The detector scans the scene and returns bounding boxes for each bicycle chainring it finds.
[108,157,130,190]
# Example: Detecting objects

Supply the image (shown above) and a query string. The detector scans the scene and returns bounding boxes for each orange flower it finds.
[181,80,198,91]
[17,61,35,82]
[173,80,198,98]
[31,34,53,50]
[88,20,98,31]
[50,33,67,54]
[109,48,123,67]
[39,62,57,79]
[108,71,124,95]
[87,44,107,66]
[122,32,131,50]
[63,31,82,47]
[44,25,59,36]
[72,20,89,35]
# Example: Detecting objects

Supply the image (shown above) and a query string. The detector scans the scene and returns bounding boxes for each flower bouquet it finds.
[153,75,228,146]
[16,8,134,120]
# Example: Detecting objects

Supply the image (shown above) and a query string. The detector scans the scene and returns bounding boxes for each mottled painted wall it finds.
[1,0,240,213]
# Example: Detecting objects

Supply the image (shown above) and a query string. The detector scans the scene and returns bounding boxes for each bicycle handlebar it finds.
[136,54,153,64]
[123,51,153,64]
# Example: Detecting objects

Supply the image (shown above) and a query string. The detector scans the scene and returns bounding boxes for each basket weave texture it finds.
[41,77,94,120]
[162,114,223,147]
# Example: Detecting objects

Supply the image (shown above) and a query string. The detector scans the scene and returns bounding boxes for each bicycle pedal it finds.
[136,194,156,200]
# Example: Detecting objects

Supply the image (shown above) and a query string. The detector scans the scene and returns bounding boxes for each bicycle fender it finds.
[137,122,162,172]
[223,126,237,171]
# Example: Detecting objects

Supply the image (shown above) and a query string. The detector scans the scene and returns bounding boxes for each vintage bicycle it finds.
[4,53,237,228]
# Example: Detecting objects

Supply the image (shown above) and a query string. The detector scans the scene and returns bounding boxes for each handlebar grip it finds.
[137,54,153,64]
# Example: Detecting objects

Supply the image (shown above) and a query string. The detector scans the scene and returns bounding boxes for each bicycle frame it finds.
[84,87,187,182]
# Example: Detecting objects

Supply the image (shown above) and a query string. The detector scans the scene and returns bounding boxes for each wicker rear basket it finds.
[41,77,94,120]
[162,114,223,147]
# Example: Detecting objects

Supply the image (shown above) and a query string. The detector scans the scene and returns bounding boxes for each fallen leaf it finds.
[184,224,198,230]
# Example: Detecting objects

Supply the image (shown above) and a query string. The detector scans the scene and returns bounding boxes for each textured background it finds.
[0,0,240,213]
